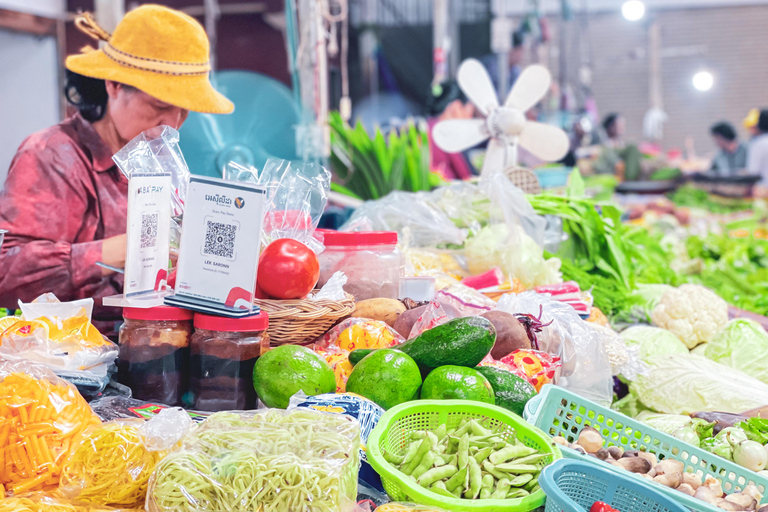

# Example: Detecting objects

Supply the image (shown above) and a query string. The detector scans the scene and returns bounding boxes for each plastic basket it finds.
[367,400,562,512]
[540,459,690,512]
[526,385,768,512]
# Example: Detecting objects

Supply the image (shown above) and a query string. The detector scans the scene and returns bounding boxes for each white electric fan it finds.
[432,59,569,176]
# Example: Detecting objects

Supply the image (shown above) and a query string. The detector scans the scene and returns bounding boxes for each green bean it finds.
[445,465,468,492]
[411,431,428,441]
[479,488,492,500]
[488,444,536,465]
[457,433,470,470]
[450,486,463,498]
[426,431,438,448]
[481,473,494,494]
[473,446,493,464]
[418,464,458,487]
[507,488,529,499]
[470,421,492,437]
[401,441,421,466]
[508,473,534,487]
[524,477,539,492]
[443,454,457,467]
[411,451,437,480]
[402,438,431,475]
[433,455,447,466]
[512,453,549,466]
[445,436,459,454]
[465,457,482,499]
[435,443,446,455]
[454,419,473,436]
[383,449,405,465]
[493,463,539,473]
[491,477,511,499]
[434,424,447,442]
[482,461,507,480]
[430,481,454,498]
[529,484,541,493]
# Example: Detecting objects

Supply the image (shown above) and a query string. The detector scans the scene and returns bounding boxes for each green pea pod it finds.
[435,444,447,455]
[491,477,512,499]
[426,431,439,448]
[529,484,541,493]
[401,441,421,467]
[454,420,474,438]
[402,438,432,475]
[418,464,458,487]
[458,433,470,469]
[466,457,482,499]
[493,463,540,474]
[450,486,463,498]
[482,461,507,480]
[488,445,537,465]
[430,482,455,498]
[382,450,405,465]
[512,453,549,466]
[433,455,447,466]
[470,421,493,437]
[411,431,428,441]
[445,465,468,492]
[479,488,492,500]
[524,477,539,492]
[507,488,530,499]
[473,446,494,465]
[434,424,447,442]
[509,473,534,487]
[411,451,437,480]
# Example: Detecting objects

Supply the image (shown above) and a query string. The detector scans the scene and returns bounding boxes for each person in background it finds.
[709,122,748,176]
[426,80,475,180]
[0,5,233,334]
[747,110,768,184]
[593,113,627,174]
[602,113,626,148]
[480,31,525,95]
[744,108,761,139]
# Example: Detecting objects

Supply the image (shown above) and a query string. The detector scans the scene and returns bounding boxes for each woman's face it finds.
[105,81,189,144]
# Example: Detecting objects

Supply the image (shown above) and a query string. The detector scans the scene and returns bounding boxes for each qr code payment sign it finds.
[140,212,158,250]
[203,221,237,259]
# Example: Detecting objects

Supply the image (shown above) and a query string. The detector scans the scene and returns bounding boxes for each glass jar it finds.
[189,312,269,411]
[118,306,193,406]
[317,231,402,301]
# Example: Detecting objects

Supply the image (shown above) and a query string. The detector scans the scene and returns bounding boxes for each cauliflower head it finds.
[651,284,728,348]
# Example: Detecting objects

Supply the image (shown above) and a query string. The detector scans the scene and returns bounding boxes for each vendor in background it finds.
[601,113,626,149]
[426,80,475,180]
[709,122,748,176]
[747,110,768,184]
[592,113,627,175]
[0,5,233,334]
[744,108,761,139]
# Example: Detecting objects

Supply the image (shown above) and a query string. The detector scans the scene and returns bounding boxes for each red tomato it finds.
[257,239,320,299]
[591,502,620,512]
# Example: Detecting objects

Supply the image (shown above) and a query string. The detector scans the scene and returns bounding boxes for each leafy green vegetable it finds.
[704,319,768,384]
[669,185,755,214]
[620,326,689,362]
[738,418,768,445]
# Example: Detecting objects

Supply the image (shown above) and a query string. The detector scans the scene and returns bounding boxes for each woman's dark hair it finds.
[426,80,466,117]
[710,122,737,142]
[758,110,768,134]
[602,113,620,134]
[65,70,109,122]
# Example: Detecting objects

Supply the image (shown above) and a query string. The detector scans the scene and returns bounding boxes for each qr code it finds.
[203,221,237,258]
[140,212,158,249]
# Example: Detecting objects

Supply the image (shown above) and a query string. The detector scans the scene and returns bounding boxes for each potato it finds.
[481,311,531,359]
[352,298,406,327]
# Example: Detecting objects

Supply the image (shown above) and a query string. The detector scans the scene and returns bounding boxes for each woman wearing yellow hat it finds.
[0,5,233,334]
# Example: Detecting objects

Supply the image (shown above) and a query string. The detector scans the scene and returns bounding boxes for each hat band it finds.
[103,43,210,76]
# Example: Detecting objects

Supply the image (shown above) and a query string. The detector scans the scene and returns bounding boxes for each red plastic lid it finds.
[123,306,194,322]
[320,230,398,247]
[193,312,269,332]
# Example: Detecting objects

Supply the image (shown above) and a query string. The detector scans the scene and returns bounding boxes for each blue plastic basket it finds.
[540,459,690,512]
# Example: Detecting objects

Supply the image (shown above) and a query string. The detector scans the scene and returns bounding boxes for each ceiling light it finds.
[622,0,646,21]
[692,70,714,92]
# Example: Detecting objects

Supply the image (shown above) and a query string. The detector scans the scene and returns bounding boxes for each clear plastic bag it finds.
[146,409,360,512]
[257,158,331,252]
[0,295,117,374]
[497,291,613,405]
[435,283,496,317]
[59,409,191,508]
[0,493,144,511]
[0,360,101,494]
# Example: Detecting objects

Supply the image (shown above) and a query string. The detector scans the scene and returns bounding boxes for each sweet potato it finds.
[352,298,406,327]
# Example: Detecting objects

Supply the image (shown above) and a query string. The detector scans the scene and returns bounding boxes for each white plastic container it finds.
[317,231,402,301]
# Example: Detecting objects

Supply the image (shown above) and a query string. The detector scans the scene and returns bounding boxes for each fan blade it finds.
[504,64,551,112]
[457,59,499,117]
[432,119,489,153]
[481,138,508,177]
[518,121,570,162]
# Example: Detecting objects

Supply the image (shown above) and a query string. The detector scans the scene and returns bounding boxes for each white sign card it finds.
[166,176,265,316]
[124,173,172,296]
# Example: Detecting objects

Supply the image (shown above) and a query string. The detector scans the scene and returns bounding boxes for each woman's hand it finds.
[101,234,127,276]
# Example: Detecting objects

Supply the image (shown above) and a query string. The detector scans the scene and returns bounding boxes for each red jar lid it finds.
[194,312,269,332]
[320,230,398,247]
[123,306,194,322]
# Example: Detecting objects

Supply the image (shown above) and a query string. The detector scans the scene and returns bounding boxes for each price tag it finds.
[124,173,172,296]
[165,176,266,316]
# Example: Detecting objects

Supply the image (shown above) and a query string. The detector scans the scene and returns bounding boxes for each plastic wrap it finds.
[373,505,448,512]
[87,396,211,423]
[313,318,403,392]
[497,350,562,391]
[146,409,360,512]
[0,360,101,495]
[257,158,331,252]
[434,284,496,317]
[497,292,613,405]
[0,296,117,375]
[0,494,144,511]
[58,409,191,508]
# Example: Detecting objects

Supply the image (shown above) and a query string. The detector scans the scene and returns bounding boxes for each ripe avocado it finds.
[345,349,422,410]
[420,365,495,404]
[475,366,537,416]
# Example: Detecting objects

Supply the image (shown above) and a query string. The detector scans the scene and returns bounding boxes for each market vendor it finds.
[709,122,748,176]
[0,5,233,333]
[747,110,768,184]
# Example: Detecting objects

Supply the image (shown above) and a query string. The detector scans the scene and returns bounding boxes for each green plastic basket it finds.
[367,399,562,512]
[526,385,768,512]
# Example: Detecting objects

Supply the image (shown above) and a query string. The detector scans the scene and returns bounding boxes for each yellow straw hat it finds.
[744,108,760,130]
[66,4,234,114]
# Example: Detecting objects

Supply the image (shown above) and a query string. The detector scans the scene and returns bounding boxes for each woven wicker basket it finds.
[253,292,356,346]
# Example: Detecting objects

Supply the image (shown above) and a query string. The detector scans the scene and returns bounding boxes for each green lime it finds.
[346,349,422,410]
[421,365,495,404]
[253,345,335,408]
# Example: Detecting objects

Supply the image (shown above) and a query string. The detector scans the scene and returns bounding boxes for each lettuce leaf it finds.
[620,326,689,362]
[704,319,768,384]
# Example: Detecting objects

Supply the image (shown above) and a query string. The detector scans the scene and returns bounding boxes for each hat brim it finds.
[66,50,234,114]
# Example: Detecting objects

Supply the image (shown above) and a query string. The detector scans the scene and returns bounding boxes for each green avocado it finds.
[252,345,335,409]
[475,366,537,416]
[420,365,495,404]
[348,316,496,371]
[345,349,422,410]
